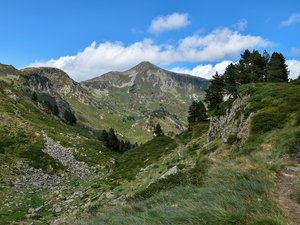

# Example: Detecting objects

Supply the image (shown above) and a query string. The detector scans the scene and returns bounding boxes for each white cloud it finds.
[233,19,248,31]
[287,60,300,79]
[171,60,233,79]
[29,28,270,81]
[281,13,300,27]
[148,13,190,34]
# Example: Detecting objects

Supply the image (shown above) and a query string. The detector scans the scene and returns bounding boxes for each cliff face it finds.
[22,67,91,104]
[207,95,253,146]
[25,73,73,122]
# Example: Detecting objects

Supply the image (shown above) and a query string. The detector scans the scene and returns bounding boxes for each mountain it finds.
[78,61,210,142]
[18,63,210,143]
[82,61,209,114]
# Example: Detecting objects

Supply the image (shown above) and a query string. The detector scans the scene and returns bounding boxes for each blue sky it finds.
[0,0,300,81]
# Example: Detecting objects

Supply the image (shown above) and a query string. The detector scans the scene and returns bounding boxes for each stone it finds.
[54,206,62,213]
[106,192,114,199]
[160,166,180,179]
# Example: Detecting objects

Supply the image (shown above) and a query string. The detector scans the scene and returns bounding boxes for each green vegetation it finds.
[1,61,300,225]
[295,174,300,203]
[108,136,177,183]
[99,128,137,152]
[131,157,211,200]
[87,81,300,225]
[205,49,289,115]
[153,123,164,136]
[187,100,207,125]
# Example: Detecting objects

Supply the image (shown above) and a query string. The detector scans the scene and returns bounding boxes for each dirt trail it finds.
[276,148,300,225]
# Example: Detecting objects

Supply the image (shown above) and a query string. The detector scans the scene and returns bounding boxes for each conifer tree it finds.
[154,123,164,136]
[188,100,207,124]
[204,72,224,111]
[266,52,289,82]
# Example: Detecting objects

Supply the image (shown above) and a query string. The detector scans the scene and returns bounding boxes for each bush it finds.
[227,133,238,145]
[251,111,285,134]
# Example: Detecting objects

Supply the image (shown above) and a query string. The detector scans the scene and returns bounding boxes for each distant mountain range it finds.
[1,61,210,142]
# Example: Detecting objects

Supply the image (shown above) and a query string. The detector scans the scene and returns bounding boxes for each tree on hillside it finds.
[223,63,239,97]
[100,130,109,147]
[266,52,289,82]
[100,128,136,152]
[154,123,164,136]
[204,72,224,111]
[249,50,268,82]
[64,110,77,125]
[237,49,252,84]
[237,50,268,83]
[32,92,38,101]
[188,100,207,125]
[108,128,120,151]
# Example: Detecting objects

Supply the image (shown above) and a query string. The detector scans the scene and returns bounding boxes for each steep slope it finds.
[0,70,118,225]
[22,67,91,104]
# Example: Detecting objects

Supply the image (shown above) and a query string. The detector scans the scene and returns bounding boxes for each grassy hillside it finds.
[83,82,300,225]
[0,80,119,224]
[1,70,300,225]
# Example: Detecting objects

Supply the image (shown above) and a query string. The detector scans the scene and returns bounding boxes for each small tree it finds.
[223,63,239,97]
[108,128,120,151]
[204,72,224,111]
[154,123,164,136]
[32,92,38,101]
[188,100,207,125]
[100,130,109,147]
[64,110,77,125]
[266,52,289,82]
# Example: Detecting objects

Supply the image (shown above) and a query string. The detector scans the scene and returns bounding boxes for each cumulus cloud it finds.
[281,13,300,27]
[287,60,300,79]
[29,28,270,81]
[171,60,233,79]
[148,13,190,34]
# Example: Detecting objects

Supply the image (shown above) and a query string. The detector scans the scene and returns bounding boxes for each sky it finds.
[0,0,300,81]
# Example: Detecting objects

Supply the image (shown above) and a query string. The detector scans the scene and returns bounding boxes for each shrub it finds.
[227,133,238,145]
[251,111,285,134]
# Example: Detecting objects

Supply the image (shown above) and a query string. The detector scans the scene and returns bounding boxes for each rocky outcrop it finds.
[26,74,74,121]
[160,166,180,179]
[207,95,252,145]
[42,131,89,177]
[23,67,92,104]
[14,163,61,189]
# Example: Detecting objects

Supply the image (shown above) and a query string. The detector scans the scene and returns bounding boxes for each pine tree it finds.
[108,128,120,151]
[238,49,252,84]
[266,52,289,82]
[188,100,207,125]
[100,130,109,147]
[204,72,224,111]
[64,110,76,125]
[32,92,38,101]
[223,63,239,97]
[154,123,164,136]
[250,50,267,82]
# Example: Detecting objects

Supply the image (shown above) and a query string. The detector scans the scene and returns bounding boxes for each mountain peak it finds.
[131,61,159,71]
